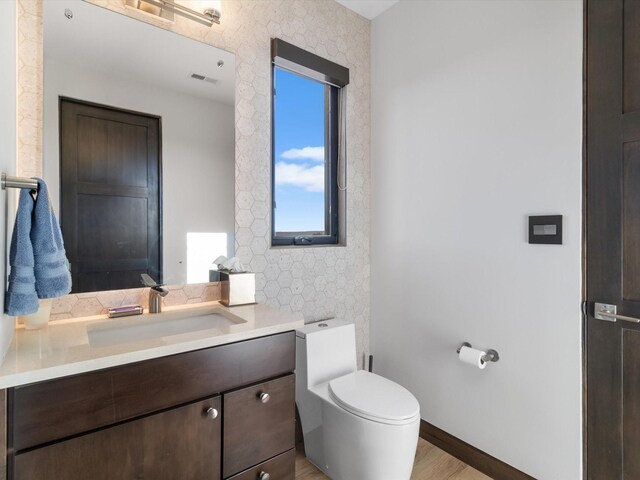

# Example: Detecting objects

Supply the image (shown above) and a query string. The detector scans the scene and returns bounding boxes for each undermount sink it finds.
[86,306,247,348]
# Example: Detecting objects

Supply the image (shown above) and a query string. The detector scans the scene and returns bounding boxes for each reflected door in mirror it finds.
[60,99,162,293]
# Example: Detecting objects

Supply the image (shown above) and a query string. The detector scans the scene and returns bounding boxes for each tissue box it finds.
[220,271,255,306]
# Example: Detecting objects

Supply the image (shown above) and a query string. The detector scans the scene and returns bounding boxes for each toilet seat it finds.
[328,370,420,425]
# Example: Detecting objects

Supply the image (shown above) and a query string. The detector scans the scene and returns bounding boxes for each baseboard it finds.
[419,420,536,480]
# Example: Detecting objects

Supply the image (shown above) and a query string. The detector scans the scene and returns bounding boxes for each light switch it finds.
[529,215,562,245]
[533,224,557,236]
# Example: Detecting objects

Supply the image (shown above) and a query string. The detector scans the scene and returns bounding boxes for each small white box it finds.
[220,272,256,306]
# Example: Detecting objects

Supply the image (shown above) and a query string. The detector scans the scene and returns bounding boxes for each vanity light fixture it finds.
[127,0,221,26]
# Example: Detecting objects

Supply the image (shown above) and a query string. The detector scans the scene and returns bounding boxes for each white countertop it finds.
[0,302,304,389]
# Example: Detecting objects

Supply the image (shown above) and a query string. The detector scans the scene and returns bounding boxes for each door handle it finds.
[594,302,640,323]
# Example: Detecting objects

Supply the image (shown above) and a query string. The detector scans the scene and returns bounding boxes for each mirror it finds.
[42,0,235,293]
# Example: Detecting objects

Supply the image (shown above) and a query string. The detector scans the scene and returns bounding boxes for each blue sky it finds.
[274,67,326,233]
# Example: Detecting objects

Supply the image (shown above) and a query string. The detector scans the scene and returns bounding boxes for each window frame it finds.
[270,39,349,247]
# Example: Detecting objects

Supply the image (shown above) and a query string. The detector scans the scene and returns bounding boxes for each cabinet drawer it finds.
[14,396,221,480]
[11,331,295,451]
[227,448,295,480]
[223,374,295,477]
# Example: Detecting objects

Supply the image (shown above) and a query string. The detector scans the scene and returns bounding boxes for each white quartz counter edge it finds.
[0,303,305,389]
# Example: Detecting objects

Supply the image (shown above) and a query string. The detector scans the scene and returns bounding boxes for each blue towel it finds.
[5,187,39,316]
[31,178,72,299]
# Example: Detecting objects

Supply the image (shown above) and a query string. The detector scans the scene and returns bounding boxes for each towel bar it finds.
[1,173,38,191]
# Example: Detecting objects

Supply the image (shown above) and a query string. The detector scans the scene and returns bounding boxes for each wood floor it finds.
[295,438,491,479]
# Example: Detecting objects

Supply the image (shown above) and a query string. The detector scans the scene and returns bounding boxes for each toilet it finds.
[296,320,420,480]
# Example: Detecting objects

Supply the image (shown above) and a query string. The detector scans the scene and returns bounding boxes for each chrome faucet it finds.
[148,286,169,313]
[140,274,169,313]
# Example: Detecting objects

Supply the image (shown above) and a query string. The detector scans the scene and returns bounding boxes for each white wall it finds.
[43,61,235,285]
[371,2,582,479]
[0,1,17,359]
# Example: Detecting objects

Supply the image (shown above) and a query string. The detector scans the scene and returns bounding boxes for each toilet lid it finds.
[328,370,420,424]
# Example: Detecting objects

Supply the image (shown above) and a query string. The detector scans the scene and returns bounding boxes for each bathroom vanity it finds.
[0,302,303,480]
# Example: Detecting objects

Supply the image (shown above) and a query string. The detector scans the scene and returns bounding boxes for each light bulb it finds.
[179,0,221,20]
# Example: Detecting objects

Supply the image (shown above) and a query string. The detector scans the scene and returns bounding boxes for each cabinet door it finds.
[226,449,295,480]
[223,375,295,477]
[13,396,221,480]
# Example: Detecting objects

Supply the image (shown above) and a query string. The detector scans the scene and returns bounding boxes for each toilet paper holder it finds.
[456,342,500,363]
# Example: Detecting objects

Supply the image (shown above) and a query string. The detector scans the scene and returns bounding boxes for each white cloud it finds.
[281,146,325,162]
[275,162,325,192]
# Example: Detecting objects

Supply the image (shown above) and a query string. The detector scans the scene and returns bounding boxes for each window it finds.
[271,39,349,246]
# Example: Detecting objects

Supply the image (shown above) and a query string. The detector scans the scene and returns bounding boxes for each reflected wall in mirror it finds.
[43,0,235,293]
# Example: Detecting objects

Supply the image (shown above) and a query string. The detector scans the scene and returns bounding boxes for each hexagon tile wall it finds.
[17,0,371,365]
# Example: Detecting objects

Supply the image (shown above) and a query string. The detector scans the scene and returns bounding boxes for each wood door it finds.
[13,396,221,480]
[60,98,161,293]
[586,0,640,477]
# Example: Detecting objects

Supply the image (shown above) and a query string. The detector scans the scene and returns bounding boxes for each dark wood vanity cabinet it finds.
[7,332,296,480]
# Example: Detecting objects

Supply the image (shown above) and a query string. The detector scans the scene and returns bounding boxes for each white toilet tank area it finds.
[296,320,358,470]
[296,320,357,388]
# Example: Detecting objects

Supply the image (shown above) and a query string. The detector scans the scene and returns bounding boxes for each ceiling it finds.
[335,0,399,20]
[43,0,235,105]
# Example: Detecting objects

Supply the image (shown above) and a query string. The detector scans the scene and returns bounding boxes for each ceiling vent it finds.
[190,73,218,84]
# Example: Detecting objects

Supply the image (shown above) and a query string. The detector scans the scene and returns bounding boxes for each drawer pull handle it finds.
[206,407,218,420]
[258,472,271,480]
[258,392,270,404]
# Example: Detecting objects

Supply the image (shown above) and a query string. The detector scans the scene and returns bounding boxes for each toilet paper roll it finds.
[458,346,487,369]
